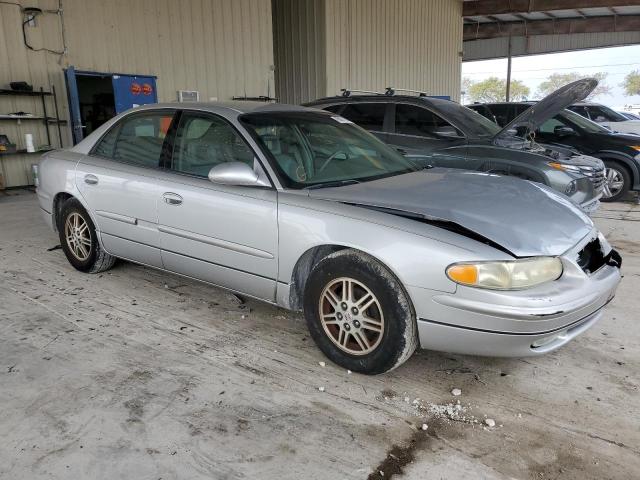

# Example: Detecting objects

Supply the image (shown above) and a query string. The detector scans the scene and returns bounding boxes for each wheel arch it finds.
[51,191,99,235]
[288,244,348,311]
[596,152,639,188]
[287,244,413,313]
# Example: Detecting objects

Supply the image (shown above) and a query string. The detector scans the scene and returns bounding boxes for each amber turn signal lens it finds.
[446,264,478,285]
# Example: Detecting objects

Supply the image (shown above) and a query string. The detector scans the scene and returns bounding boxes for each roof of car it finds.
[304,94,453,108]
[130,101,318,115]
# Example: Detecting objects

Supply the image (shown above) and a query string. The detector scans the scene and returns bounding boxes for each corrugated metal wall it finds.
[324,0,463,101]
[0,0,274,188]
[464,32,640,61]
[272,0,326,104]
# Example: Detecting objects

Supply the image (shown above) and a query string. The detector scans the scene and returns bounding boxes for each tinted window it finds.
[538,117,566,134]
[587,105,626,123]
[322,104,344,114]
[394,104,461,137]
[568,105,589,118]
[432,101,500,137]
[96,112,173,167]
[338,103,386,131]
[485,104,513,127]
[171,113,254,177]
[468,104,495,122]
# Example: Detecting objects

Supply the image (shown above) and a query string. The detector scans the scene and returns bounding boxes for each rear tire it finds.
[57,198,116,273]
[601,161,630,202]
[303,249,418,375]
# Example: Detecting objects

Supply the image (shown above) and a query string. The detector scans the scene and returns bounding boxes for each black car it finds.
[304,80,606,213]
[469,102,640,202]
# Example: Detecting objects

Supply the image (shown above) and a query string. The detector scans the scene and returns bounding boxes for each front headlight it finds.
[548,162,582,173]
[565,180,577,196]
[446,257,563,290]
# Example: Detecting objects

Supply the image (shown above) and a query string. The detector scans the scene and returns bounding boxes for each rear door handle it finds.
[163,192,183,206]
[84,174,98,185]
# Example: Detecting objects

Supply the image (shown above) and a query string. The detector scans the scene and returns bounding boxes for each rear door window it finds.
[93,112,174,168]
[338,103,386,131]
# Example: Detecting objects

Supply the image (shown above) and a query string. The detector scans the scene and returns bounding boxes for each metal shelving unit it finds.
[0,86,65,150]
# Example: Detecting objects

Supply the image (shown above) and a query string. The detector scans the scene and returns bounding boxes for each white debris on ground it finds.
[451,388,462,396]
[318,386,325,392]
[318,361,326,367]
[421,423,428,431]
[377,390,501,429]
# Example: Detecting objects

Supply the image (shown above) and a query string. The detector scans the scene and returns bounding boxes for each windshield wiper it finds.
[305,179,361,190]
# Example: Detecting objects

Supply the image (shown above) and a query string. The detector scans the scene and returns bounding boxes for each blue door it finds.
[64,66,84,144]
[112,75,158,114]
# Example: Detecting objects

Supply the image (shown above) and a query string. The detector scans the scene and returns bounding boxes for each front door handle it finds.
[84,174,98,185]
[163,192,183,206]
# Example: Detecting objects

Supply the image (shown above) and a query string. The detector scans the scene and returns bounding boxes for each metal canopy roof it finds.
[463,1,640,41]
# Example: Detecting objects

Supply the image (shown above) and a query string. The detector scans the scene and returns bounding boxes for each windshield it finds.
[559,109,612,134]
[430,100,502,137]
[241,112,420,189]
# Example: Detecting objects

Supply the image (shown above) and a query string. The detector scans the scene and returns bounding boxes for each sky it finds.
[461,44,640,110]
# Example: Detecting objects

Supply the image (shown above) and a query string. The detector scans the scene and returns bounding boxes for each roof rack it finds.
[340,88,383,97]
[340,87,430,97]
[385,87,428,97]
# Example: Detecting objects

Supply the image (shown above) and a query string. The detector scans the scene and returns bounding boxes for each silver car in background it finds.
[36,102,622,374]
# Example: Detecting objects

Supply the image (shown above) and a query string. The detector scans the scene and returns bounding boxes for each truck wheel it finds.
[303,249,418,374]
[58,198,116,273]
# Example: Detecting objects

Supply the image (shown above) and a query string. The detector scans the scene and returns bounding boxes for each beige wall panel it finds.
[0,0,274,187]
[272,0,326,104]
[325,0,462,101]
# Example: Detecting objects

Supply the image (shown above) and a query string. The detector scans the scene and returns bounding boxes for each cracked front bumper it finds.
[408,250,621,357]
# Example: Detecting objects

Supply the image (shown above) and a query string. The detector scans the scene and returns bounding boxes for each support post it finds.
[506,35,512,102]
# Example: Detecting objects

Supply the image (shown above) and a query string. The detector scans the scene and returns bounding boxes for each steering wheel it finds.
[317,150,348,173]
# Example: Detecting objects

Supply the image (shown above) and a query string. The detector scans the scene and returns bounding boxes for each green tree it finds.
[621,70,640,97]
[536,72,611,100]
[466,77,530,103]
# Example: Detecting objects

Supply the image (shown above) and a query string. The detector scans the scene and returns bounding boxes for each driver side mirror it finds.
[553,126,576,137]
[208,161,270,187]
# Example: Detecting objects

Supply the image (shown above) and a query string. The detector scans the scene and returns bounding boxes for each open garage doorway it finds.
[64,67,158,144]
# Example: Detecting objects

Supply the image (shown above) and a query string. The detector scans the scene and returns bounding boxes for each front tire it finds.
[58,198,116,273]
[601,161,630,202]
[303,249,418,374]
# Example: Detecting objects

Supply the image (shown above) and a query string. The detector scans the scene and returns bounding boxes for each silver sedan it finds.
[36,102,622,374]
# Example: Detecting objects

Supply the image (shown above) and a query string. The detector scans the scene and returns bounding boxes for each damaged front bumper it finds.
[408,235,622,357]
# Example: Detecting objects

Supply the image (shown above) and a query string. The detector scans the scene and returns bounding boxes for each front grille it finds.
[576,238,622,274]
[577,165,606,191]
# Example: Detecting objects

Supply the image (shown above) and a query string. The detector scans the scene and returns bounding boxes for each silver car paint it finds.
[37,102,621,357]
[307,168,594,257]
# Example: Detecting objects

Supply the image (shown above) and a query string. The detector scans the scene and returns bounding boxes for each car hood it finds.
[308,168,594,257]
[494,78,598,143]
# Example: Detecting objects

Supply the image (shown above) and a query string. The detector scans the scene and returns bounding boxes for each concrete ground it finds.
[1,189,638,480]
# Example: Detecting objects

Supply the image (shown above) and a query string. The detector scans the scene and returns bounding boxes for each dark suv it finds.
[469,102,640,202]
[304,80,605,213]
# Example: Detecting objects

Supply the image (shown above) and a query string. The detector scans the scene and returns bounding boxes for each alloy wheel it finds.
[318,277,384,355]
[64,212,91,261]
[602,167,625,199]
